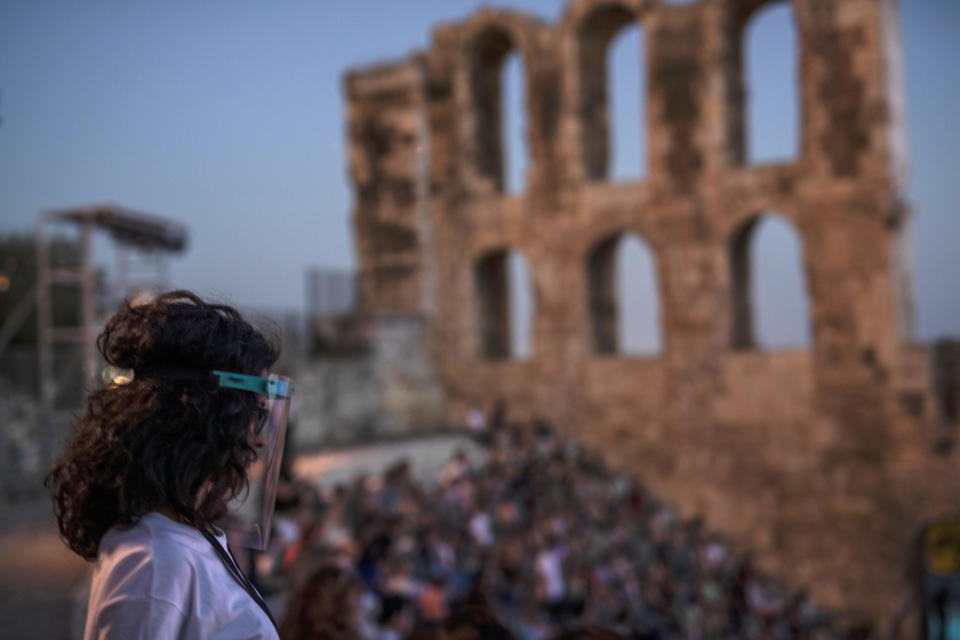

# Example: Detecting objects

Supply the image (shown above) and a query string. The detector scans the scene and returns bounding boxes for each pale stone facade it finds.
[343,0,959,624]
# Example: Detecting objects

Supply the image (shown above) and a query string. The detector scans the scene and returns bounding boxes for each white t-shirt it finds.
[535,548,565,602]
[466,408,486,433]
[84,511,279,640]
[468,511,494,548]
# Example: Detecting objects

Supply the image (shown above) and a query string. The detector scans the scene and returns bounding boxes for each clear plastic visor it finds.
[219,373,294,550]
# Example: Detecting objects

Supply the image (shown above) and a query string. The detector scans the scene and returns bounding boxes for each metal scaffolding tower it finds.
[35,204,187,413]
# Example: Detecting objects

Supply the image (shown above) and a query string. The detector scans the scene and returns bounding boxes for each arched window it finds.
[743,1,799,164]
[502,51,528,194]
[508,252,534,358]
[587,232,662,356]
[579,7,646,181]
[729,214,810,350]
[609,23,645,181]
[475,249,535,360]
[471,28,529,194]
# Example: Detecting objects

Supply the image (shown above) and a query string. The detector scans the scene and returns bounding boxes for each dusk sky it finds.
[1,0,957,344]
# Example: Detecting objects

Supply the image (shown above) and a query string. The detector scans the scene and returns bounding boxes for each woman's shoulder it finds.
[93,512,240,621]
[101,512,208,557]
[89,514,278,639]
[96,512,215,591]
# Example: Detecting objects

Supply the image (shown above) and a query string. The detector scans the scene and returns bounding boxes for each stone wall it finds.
[293,315,445,450]
[344,0,960,626]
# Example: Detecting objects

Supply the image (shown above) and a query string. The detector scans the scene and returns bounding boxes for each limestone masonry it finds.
[342,0,959,626]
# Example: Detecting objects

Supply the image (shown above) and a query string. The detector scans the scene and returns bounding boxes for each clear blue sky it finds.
[0,0,957,342]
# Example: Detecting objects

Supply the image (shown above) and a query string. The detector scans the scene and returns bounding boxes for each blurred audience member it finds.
[279,565,364,640]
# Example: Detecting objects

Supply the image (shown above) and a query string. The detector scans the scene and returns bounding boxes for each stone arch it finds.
[559,0,651,182]
[560,0,649,38]
[463,13,542,194]
[474,247,535,360]
[576,2,645,181]
[586,230,662,356]
[728,212,811,350]
[734,0,801,165]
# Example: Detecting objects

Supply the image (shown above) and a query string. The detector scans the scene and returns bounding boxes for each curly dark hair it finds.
[279,564,363,640]
[438,606,516,640]
[46,290,280,560]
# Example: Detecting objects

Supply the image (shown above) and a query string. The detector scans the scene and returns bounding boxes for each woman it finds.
[278,564,365,640]
[47,291,286,639]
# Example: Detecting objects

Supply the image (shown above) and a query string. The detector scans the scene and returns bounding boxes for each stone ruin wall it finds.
[343,0,960,625]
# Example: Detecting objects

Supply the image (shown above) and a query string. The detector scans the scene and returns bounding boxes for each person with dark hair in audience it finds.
[377,595,415,640]
[47,291,293,639]
[279,564,364,640]
[438,606,516,640]
[418,574,450,624]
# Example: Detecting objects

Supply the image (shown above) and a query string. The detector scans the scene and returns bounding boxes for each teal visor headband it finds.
[211,370,295,398]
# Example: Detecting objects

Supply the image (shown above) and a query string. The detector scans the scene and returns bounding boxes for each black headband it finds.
[132,367,218,385]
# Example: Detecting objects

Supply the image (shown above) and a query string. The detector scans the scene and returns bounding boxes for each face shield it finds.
[212,370,295,550]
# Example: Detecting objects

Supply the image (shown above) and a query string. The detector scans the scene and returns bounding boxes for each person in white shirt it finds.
[466,407,486,435]
[46,291,287,640]
[85,512,276,639]
[468,508,494,549]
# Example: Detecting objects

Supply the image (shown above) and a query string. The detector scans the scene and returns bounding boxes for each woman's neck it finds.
[156,505,190,524]
[155,506,214,533]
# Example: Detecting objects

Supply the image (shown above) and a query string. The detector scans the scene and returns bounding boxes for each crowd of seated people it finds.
[263,420,845,640]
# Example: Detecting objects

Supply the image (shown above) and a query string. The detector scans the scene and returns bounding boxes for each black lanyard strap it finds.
[198,527,279,632]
